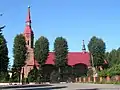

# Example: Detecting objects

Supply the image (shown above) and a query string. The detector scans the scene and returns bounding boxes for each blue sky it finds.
[0,0,120,66]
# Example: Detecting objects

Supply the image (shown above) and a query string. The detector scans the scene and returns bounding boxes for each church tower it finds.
[24,6,34,49]
[21,6,39,78]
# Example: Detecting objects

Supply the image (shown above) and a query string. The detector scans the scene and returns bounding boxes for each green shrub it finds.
[28,66,39,82]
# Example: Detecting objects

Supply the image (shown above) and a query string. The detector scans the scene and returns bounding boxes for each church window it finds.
[27,40,29,45]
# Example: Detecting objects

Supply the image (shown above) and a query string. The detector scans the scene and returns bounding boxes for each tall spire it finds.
[82,40,86,52]
[26,6,31,24]
[24,6,33,34]
[24,6,34,48]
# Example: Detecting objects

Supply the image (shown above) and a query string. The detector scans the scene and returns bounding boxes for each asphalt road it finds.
[2,83,120,90]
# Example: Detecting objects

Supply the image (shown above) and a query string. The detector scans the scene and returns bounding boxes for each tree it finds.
[0,26,5,35]
[13,34,27,70]
[108,49,117,67]
[54,37,68,67]
[105,52,109,60]
[88,36,106,68]
[34,36,49,66]
[0,28,9,82]
[28,66,39,82]
[107,48,120,67]
[34,36,49,83]
[54,37,68,81]
[116,48,120,64]
[0,27,9,73]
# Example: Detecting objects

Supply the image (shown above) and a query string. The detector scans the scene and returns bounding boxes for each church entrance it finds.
[42,64,55,82]
[73,63,88,78]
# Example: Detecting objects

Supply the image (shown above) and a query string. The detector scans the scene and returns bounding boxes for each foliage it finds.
[108,64,120,76]
[28,66,39,82]
[87,68,94,77]
[13,34,27,69]
[34,36,49,66]
[98,64,120,77]
[98,69,109,77]
[50,70,60,83]
[106,48,120,67]
[108,49,118,67]
[88,36,106,67]
[54,37,68,81]
[0,72,10,82]
[105,52,109,61]
[11,67,19,82]
[0,27,9,73]
[0,26,5,35]
[54,37,68,67]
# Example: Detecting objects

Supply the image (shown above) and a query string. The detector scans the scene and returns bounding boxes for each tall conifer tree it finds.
[0,27,9,73]
[13,34,27,70]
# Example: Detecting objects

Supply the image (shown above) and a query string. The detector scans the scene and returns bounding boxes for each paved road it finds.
[2,83,120,90]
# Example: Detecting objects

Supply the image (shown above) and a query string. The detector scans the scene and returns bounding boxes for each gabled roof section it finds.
[68,52,90,66]
[45,52,90,66]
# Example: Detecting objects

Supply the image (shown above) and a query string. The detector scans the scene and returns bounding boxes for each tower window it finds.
[27,41,29,45]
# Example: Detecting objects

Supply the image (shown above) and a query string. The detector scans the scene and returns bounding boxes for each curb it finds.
[0,84,51,89]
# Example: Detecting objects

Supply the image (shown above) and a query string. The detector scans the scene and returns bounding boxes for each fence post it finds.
[106,76,110,82]
[79,77,81,83]
[88,76,91,82]
[100,77,103,82]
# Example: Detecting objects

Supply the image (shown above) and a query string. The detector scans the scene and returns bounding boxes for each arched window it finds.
[27,40,29,45]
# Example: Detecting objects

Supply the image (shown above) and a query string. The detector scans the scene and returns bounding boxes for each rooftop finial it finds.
[28,5,30,8]
[82,40,86,52]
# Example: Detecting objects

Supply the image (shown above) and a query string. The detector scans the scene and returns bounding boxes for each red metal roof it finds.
[68,52,90,66]
[45,52,90,66]
[24,6,33,34]
[45,52,55,65]
[26,6,31,23]
[24,25,33,34]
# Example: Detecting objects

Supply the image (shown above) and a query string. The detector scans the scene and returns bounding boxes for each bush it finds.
[28,66,39,82]
[50,70,60,83]
[0,72,10,82]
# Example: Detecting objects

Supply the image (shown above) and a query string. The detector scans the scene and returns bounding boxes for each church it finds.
[21,6,91,78]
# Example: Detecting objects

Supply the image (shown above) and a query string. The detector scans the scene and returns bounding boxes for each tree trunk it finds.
[58,67,61,82]
[18,67,21,84]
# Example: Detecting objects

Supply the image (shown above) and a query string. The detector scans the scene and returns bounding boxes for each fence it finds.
[75,75,120,83]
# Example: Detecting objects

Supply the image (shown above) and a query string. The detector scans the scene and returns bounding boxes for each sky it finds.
[0,0,120,66]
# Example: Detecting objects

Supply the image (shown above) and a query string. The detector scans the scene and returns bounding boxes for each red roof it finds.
[45,52,55,64]
[24,6,33,34]
[24,25,33,34]
[68,52,90,66]
[45,52,90,66]
[26,6,31,23]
